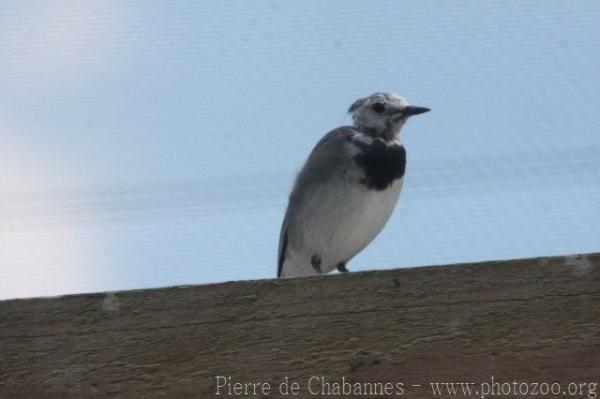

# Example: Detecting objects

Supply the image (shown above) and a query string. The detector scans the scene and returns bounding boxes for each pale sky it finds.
[1,0,599,299]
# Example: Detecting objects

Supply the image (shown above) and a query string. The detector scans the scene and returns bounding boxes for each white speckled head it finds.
[348,92,429,140]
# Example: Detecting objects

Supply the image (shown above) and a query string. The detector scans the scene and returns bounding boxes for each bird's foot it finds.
[336,262,349,273]
[311,254,322,274]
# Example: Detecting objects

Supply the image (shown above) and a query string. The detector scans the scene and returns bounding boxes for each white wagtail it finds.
[278,92,429,278]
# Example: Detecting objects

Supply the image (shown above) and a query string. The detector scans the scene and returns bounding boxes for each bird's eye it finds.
[371,102,385,113]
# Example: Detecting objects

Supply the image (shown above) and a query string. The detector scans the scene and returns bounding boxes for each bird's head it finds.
[348,92,430,140]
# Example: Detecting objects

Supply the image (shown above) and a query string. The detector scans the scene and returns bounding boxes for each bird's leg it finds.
[336,262,349,273]
[311,254,322,274]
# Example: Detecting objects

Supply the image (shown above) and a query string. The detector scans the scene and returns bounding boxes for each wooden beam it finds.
[1,253,599,398]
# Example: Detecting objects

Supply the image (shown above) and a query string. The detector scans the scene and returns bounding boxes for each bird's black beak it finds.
[403,106,430,116]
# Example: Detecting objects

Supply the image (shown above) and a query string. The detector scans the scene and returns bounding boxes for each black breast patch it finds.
[352,137,406,191]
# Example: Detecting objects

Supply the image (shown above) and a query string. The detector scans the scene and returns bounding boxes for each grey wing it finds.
[277,126,356,277]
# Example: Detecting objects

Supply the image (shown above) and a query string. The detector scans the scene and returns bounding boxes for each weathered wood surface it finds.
[1,253,599,398]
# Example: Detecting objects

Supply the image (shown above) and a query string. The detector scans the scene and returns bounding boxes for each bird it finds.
[277,92,430,278]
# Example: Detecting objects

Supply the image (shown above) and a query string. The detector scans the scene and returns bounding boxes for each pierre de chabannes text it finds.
[214,375,598,398]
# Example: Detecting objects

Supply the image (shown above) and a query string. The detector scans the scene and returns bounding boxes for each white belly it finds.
[283,178,403,277]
